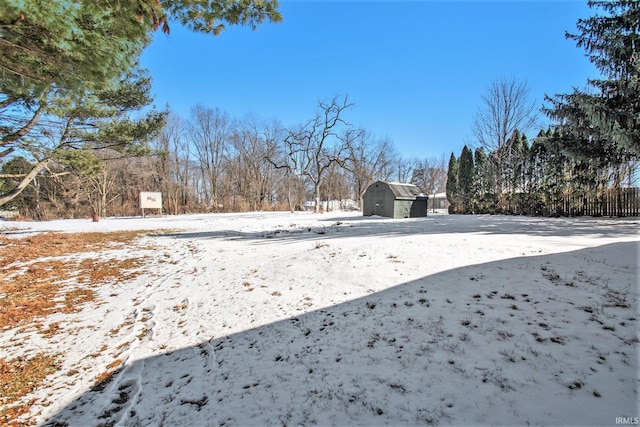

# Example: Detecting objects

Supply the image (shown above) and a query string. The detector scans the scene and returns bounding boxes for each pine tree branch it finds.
[0,158,52,206]
[0,103,44,147]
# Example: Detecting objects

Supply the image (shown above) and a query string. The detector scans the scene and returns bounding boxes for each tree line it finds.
[0,1,449,219]
[1,95,447,219]
[2,1,635,219]
[446,129,637,216]
[448,1,639,216]
[0,0,281,218]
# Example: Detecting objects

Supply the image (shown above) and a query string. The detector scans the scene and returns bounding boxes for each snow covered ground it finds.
[2,211,639,426]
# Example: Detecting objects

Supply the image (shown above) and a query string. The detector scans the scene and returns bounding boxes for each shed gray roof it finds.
[384,182,427,200]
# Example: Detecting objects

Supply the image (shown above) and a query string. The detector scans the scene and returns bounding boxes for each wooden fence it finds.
[467,188,640,217]
[556,187,640,217]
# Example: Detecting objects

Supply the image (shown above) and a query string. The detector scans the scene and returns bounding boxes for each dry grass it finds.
[0,354,59,426]
[0,230,155,426]
[0,256,146,331]
[92,368,122,392]
[0,231,150,331]
[0,231,148,268]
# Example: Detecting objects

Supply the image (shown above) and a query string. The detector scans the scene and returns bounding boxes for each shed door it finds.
[373,190,385,215]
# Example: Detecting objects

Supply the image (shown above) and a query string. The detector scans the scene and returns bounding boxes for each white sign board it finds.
[140,192,162,209]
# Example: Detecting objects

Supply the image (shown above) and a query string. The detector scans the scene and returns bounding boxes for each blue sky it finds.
[140,1,596,160]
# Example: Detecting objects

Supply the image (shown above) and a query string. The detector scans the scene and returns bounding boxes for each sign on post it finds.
[140,192,162,217]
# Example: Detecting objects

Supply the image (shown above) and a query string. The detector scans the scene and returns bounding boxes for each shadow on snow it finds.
[156,214,640,244]
[45,242,638,426]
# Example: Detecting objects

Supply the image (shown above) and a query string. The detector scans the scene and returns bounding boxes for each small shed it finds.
[363,181,428,219]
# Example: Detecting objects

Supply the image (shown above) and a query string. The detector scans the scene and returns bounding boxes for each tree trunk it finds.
[0,158,51,207]
[314,183,321,213]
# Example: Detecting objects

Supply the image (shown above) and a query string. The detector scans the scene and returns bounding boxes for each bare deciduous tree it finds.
[392,156,418,183]
[189,105,229,211]
[227,115,285,211]
[472,77,539,192]
[154,113,196,214]
[271,95,353,213]
[411,155,447,195]
[343,130,396,207]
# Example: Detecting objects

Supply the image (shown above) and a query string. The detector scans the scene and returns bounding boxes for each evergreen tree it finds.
[0,0,282,207]
[528,131,550,215]
[537,129,569,215]
[1,1,150,100]
[0,157,34,213]
[510,131,530,193]
[529,131,549,194]
[0,0,282,100]
[545,1,639,167]
[502,130,520,193]
[446,152,459,213]
[473,148,486,194]
[473,147,490,213]
[458,145,475,213]
[0,70,166,206]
